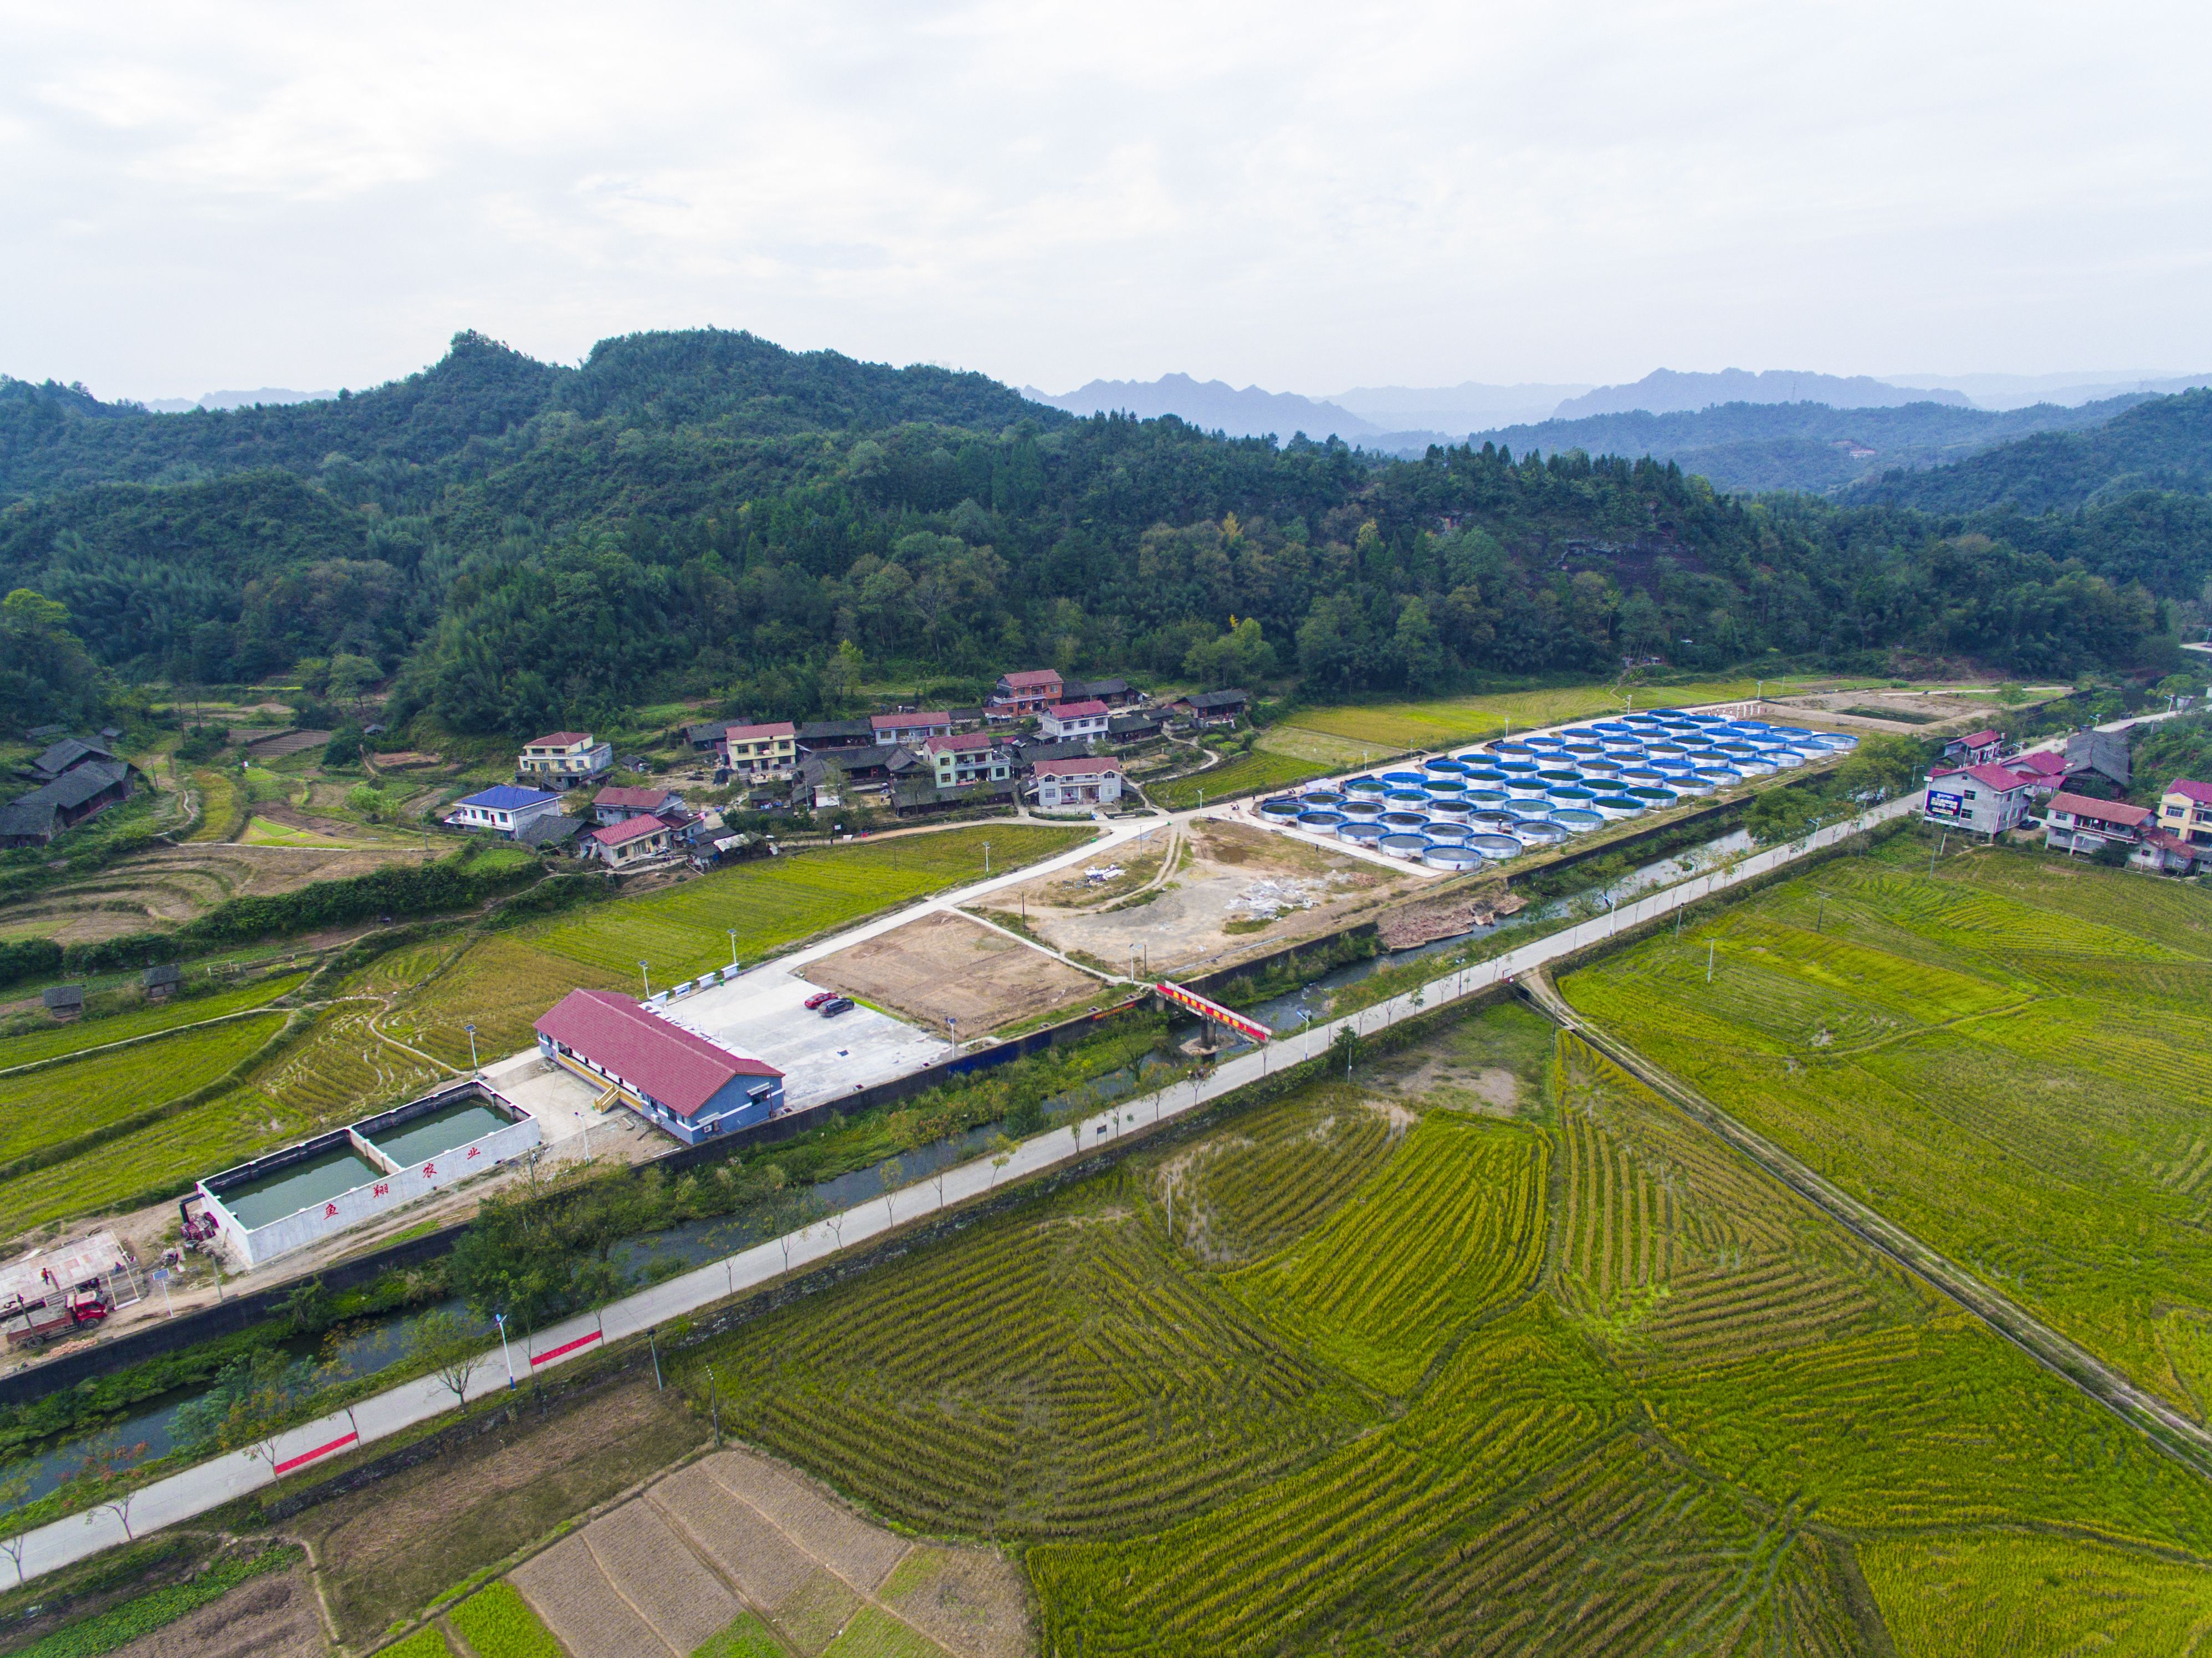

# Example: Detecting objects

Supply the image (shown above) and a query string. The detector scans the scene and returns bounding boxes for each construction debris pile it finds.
[1378,889,1528,950]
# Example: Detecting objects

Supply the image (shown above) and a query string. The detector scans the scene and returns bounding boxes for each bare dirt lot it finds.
[511,1444,1029,1658]
[291,1378,707,1645]
[107,1565,326,1658]
[809,912,1107,1033]
[999,818,1405,979]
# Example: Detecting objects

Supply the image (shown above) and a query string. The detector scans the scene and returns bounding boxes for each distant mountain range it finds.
[141,387,339,413]
[1552,369,1971,418]
[1021,375,1396,443]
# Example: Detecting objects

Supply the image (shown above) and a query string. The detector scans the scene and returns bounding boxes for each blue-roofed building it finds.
[446,785,565,837]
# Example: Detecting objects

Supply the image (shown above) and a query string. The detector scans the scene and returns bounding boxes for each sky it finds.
[5,0,2210,403]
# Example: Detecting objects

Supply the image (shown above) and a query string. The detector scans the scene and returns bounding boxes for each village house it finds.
[516,813,583,852]
[27,736,117,784]
[593,785,685,826]
[2159,779,2212,847]
[684,720,734,750]
[1108,709,1166,744]
[795,718,877,752]
[2063,728,2132,789]
[586,813,675,866]
[534,989,784,1142]
[989,668,1063,715]
[447,785,565,836]
[922,731,1011,790]
[2004,750,2070,796]
[721,721,798,780]
[1174,689,1251,729]
[2132,829,2205,877]
[1941,727,2005,766]
[1063,677,1141,708]
[0,761,135,848]
[1923,764,2035,836]
[516,731,613,789]
[141,964,182,1001]
[871,710,954,746]
[1038,699,1112,743]
[1032,756,1124,812]
[2042,791,2152,855]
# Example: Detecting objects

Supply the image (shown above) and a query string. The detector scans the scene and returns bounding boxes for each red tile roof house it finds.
[871,711,954,746]
[586,813,675,866]
[2133,827,2207,877]
[1942,727,2006,765]
[989,669,1063,715]
[2005,750,2071,796]
[534,989,783,1142]
[1032,756,1124,811]
[2041,791,2153,857]
[592,785,685,826]
[2160,779,2212,847]
[1038,699,1112,741]
[1923,764,2035,835]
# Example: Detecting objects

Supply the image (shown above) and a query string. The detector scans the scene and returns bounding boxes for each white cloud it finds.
[2,0,2208,400]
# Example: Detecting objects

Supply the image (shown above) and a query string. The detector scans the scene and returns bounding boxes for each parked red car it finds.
[803,990,837,1010]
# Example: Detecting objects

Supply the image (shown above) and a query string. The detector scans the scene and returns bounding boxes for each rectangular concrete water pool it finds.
[216,1147,386,1230]
[368,1101,511,1168]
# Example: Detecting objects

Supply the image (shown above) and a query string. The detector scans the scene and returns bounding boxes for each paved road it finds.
[12,785,1924,1584]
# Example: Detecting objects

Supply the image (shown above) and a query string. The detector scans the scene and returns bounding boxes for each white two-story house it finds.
[517,731,613,790]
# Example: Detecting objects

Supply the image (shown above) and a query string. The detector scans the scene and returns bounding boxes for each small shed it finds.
[141,963,183,1000]
[43,985,85,1020]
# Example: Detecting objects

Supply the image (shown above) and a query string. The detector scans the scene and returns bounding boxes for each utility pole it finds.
[1707,940,1716,983]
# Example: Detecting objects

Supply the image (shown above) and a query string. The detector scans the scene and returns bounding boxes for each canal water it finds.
[13,821,1756,1501]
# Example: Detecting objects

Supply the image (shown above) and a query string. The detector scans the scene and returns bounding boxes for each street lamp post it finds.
[494,1312,515,1390]
[727,930,738,971]
[464,1023,479,1072]
[639,961,651,997]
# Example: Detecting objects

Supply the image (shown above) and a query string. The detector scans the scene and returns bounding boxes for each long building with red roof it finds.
[534,989,784,1142]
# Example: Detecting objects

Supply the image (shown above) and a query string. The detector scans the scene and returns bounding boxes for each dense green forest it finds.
[1468,395,2150,496]
[1850,387,2212,513]
[1,329,2208,736]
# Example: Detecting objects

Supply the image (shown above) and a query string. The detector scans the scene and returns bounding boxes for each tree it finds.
[1394,597,1447,693]
[0,1468,32,1588]
[1835,733,1928,801]
[347,784,391,822]
[64,1439,149,1542]
[411,1309,488,1404]
[986,1132,1017,1188]
[327,652,381,715]
[1330,1025,1363,1079]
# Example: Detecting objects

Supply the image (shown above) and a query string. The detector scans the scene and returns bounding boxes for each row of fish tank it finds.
[1255,710,1859,868]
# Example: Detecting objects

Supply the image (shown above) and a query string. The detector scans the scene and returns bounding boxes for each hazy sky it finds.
[6,1,2209,402]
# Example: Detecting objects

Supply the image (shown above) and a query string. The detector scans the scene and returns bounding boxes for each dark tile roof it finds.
[141,964,182,988]
[42,985,84,1010]
[32,737,115,779]
[796,718,875,743]
[1182,689,1250,710]
[515,814,582,846]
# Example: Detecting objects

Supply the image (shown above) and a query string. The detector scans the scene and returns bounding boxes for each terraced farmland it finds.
[0,971,305,1071]
[0,1012,288,1168]
[677,1002,2212,1654]
[529,825,1089,982]
[1561,836,2212,1417]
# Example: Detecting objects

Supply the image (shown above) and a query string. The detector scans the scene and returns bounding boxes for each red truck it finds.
[2,1287,112,1350]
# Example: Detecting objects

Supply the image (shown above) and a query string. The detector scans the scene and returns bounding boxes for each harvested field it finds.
[809,913,1105,1033]
[105,1564,327,1658]
[1002,817,1401,978]
[512,1446,1019,1658]
[0,841,429,941]
[291,1378,706,1645]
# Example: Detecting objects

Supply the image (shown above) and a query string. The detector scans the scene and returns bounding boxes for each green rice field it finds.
[527,825,1090,982]
[1561,835,2212,1420]
[0,1012,287,1169]
[1147,744,1333,810]
[0,973,306,1072]
[675,1000,2212,1653]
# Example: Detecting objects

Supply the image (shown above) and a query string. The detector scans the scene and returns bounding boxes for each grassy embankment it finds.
[668,998,2212,1654]
[1561,832,2212,1422]
[0,826,1089,1234]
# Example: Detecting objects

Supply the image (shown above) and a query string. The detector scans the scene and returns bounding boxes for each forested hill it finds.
[1846,387,2212,514]
[1,327,2206,739]
[1467,396,2150,496]
[0,330,1054,502]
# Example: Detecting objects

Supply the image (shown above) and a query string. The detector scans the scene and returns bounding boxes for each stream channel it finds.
[11,823,1753,1502]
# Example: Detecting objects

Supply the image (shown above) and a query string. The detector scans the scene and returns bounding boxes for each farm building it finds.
[534,989,784,1142]
[1923,764,2034,835]
[27,735,117,783]
[42,985,85,1020]
[141,963,182,1000]
[2132,829,2205,876]
[684,719,735,750]
[448,785,565,836]
[517,731,613,789]
[1032,756,1124,811]
[1064,677,1140,707]
[2160,779,2212,847]
[1108,709,1166,743]
[586,813,675,866]
[1039,699,1112,741]
[2064,728,2131,787]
